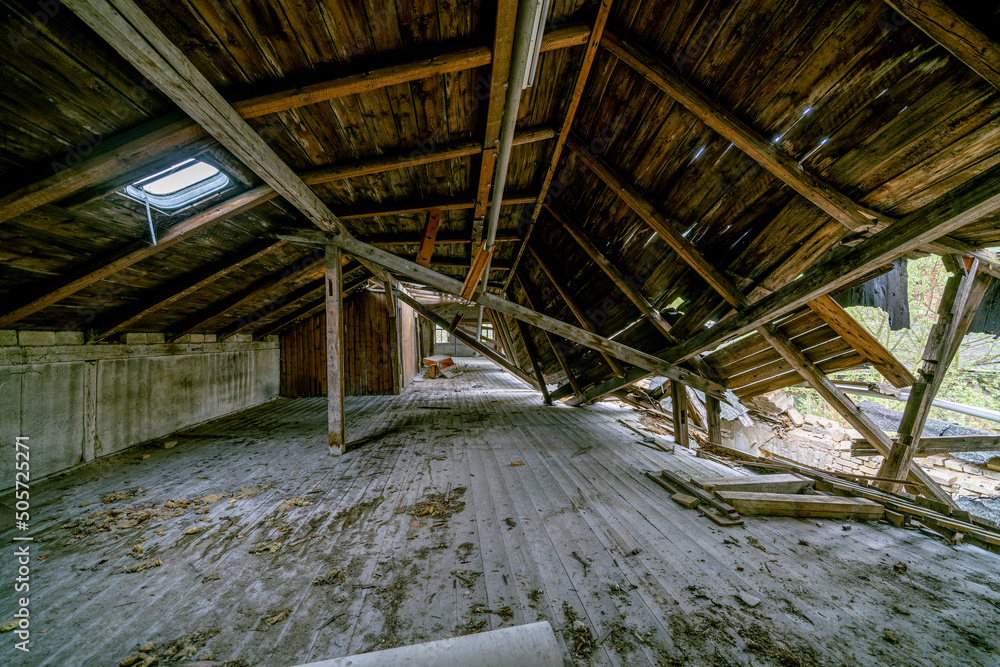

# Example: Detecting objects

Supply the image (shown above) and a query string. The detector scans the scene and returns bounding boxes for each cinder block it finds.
[0,330,18,346]
[927,470,958,487]
[172,334,194,344]
[188,334,207,343]
[144,333,166,344]
[228,334,253,343]
[18,331,56,346]
[54,331,84,345]
[201,334,217,343]
[122,332,148,345]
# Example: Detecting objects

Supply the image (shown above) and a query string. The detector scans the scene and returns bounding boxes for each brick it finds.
[229,334,253,343]
[981,469,1000,481]
[173,334,194,344]
[944,459,965,472]
[786,408,804,427]
[0,330,17,346]
[18,331,56,346]
[962,463,983,475]
[144,333,166,344]
[122,332,148,345]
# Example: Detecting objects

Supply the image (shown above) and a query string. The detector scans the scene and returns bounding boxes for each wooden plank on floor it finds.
[693,474,815,494]
[715,491,885,519]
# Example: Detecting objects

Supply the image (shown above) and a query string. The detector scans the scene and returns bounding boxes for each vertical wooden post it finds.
[383,280,401,394]
[670,381,689,447]
[326,246,346,455]
[706,394,722,446]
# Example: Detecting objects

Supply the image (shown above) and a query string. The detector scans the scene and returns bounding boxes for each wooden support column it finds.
[527,243,626,377]
[757,322,957,508]
[670,381,690,447]
[326,246,346,455]
[383,280,402,394]
[706,394,722,446]
[879,264,992,486]
[515,319,552,405]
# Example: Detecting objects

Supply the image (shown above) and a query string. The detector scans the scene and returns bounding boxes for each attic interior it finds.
[3,0,1000,665]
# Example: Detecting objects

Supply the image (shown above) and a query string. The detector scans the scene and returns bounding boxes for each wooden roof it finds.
[2,0,1000,398]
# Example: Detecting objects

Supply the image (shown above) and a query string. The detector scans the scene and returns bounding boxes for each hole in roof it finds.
[120,159,232,214]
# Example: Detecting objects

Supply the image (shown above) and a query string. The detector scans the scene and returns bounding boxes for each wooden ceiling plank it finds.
[527,242,626,377]
[884,0,1000,93]
[252,271,373,340]
[0,185,276,329]
[415,209,442,267]
[504,0,615,290]
[601,29,889,234]
[90,239,285,343]
[665,161,1000,364]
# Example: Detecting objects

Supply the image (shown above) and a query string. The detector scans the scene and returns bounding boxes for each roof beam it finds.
[0,23,587,225]
[601,29,887,233]
[884,0,1000,93]
[90,240,285,343]
[338,193,536,220]
[304,229,724,394]
[505,0,615,290]
[469,0,520,251]
[0,185,276,329]
[514,316,553,405]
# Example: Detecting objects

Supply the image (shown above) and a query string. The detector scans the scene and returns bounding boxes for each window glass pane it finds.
[434,327,449,344]
[143,162,220,195]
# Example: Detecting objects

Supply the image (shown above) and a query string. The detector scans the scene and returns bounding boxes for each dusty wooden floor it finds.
[3,358,1000,666]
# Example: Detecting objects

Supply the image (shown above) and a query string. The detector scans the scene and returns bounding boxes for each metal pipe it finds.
[476,0,543,322]
[803,381,1000,424]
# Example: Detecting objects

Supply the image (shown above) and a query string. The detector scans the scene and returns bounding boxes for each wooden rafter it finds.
[514,318,553,405]
[527,242,626,377]
[167,255,325,341]
[90,240,284,343]
[415,209,443,267]
[602,30,886,233]
[0,24,588,225]
[806,295,916,388]
[470,0,520,252]
[547,203,676,342]
[513,271,584,397]
[218,279,324,341]
[565,134,747,307]
[884,0,1000,93]
[504,0,615,291]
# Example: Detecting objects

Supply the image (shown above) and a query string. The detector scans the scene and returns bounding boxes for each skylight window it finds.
[121,159,231,214]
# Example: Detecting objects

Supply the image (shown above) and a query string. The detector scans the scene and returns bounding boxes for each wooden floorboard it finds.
[2,358,999,666]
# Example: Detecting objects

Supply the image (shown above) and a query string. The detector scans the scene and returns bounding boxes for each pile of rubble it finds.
[728,391,1000,500]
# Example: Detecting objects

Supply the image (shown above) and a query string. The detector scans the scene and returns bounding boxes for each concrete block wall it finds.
[0,332,280,490]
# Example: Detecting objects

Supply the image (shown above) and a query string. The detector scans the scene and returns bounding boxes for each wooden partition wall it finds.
[280,290,418,397]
